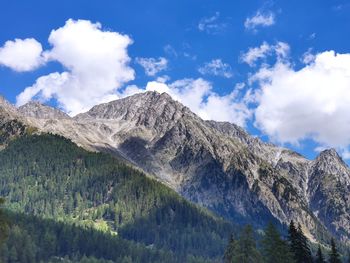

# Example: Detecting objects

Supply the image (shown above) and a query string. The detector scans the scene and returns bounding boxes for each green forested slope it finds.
[0,134,235,262]
[0,211,180,263]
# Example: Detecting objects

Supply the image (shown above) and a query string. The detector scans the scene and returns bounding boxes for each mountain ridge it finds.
[1,91,349,244]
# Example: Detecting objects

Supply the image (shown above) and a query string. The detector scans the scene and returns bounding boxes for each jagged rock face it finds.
[2,91,350,243]
[308,149,350,242]
[19,101,70,120]
[0,96,29,146]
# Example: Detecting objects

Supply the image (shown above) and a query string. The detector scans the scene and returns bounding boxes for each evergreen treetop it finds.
[315,245,325,263]
[0,198,9,247]
[224,225,263,263]
[261,222,294,263]
[328,238,341,263]
[288,221,313,263]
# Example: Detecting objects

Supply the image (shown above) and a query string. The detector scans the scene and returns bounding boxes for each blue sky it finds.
[1,0,350,161]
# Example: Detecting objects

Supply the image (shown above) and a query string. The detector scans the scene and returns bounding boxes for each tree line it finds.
[224,220,349,263]
[0,134,236,261]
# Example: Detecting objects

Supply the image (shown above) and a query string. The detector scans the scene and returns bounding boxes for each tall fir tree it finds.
[229,225,263,263]
[297,224,313,262]
[260,222,294,263]
[328,238,341,263]
[315,245,325,263]
[288,221,313,263]
[0,198,9,247]
[288,220,299,258]
[224,234,237,263]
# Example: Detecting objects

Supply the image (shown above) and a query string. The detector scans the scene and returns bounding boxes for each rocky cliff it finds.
[2,91,349,243]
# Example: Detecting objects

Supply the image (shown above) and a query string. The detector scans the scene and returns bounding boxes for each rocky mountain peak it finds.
[317,148,340,159]
[2,91,349,243]
[0,95,7,105]
[0,95,28,145]
[18,101,70,120]
[308,148,350,243]
[74,91,195,134]
[309,148,350,195]
[0,95,18,116]
[313,148,348,174]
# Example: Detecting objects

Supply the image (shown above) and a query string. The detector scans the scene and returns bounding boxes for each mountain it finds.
[0,133,234,262]
[308,149,350,241]
[18,101,70,120]
[0,96,31,146]
[3,91,350,244]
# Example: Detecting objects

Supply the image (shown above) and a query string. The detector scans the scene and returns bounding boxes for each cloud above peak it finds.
[198,12,227,34]
[244,11,275,31]
[241,41,290,66]
[252,50,350,151]
[136,57,168,76]
[0,38,44,72]
[198,59,233,78]
[16,19,135,115]
[123,78,251,127]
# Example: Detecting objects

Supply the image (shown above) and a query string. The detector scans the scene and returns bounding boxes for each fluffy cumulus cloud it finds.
[135,57,168,76]
[0,38,44,72]
[251,51,350,152]
[198,12,226,34]
[198,59,233,78]
[16,19,134,115]
[124,78,251,127]
[244,11,275,31]
[241,41,290,66]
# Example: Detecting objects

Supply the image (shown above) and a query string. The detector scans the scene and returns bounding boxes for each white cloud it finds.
[164,44,178,57]
[251,51,350,153]
[121,84,144,98]
[244,11,275,31]
[302,49,315,64]
[241,41,289,66]
[136,57,168,76]
[156,75,170,83]
[0,38,44,72]
[127,78,251,127]
[274,42,290,59]
[16,19,134,115]
[198,12,226,34]
[198,59,233,78]
[241,42,271,66]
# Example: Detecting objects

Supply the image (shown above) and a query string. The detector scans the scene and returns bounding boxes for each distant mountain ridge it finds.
[1,91,350,244]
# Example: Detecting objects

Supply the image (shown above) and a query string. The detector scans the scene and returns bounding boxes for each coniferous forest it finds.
[0,134,349,262]
[0,134,234,262]
[223,221,348,263]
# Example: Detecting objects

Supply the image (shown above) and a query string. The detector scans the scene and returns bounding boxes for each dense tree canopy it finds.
[223,225,262,263]
[0,197,9,247]
[329,238,342,263]
[288,220,313,263]
[0,134,235,261]
[315,245,326,263]
[1,134,349,262]
[260,222,294,263]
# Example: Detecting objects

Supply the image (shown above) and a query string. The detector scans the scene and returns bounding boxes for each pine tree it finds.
[297,224,313,263]
[224,234,237,263]
[328,238,341,263]
[288,221,313,263]
[230,225,263,263]
[288,220,299,258]
[0,198,9,247]
[315,245,325,263]
[261,222,294,263]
